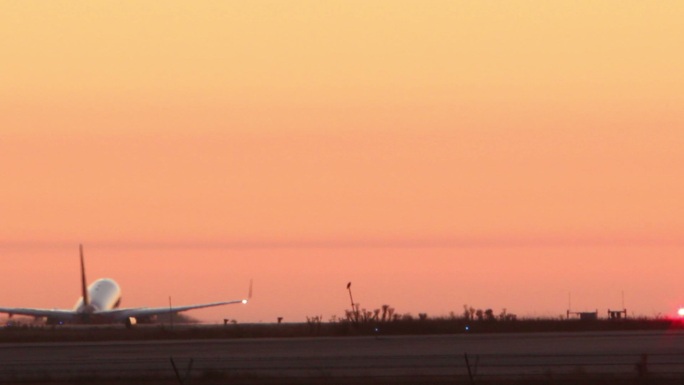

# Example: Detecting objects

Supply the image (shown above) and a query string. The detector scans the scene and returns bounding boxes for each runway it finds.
[1,331,684,383]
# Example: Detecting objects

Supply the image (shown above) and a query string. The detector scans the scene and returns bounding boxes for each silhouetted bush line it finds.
[0,317,681,343]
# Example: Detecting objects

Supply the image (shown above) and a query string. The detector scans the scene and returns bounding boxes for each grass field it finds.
[1,317,683,343]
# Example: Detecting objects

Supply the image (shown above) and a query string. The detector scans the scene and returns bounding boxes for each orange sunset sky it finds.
[1,1,683,323]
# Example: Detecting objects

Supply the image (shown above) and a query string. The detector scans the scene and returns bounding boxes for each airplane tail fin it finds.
[241,279,253,304]
[80,244,89,307]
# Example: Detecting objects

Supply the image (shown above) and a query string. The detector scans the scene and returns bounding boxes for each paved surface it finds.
[1,331,684,382]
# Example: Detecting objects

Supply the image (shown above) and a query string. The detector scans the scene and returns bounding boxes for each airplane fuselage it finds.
[73,278,122,313]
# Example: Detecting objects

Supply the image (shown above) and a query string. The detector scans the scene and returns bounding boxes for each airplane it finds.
[0,245,250,327]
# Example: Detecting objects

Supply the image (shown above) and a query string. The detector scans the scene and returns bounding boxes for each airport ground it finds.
[2,322,684,384]
[1,317,683,343]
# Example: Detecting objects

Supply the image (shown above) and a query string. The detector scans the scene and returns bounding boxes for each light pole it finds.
[347,282,358,323]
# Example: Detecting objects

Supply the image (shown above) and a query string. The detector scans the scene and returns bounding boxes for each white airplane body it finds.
[0,246,249,327]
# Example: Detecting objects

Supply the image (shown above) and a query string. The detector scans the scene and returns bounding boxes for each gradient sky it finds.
[1,1,683,323]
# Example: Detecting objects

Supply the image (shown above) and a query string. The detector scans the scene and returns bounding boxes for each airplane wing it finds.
[0,300,245,323]
[0,307,77,321]
[97,299,247,321]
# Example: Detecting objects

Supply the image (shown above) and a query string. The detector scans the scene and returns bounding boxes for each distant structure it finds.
[608,291,628,320]
[567,310,598,321]
[608,309,627,320]
[566,291,627,320]
[566,309,627,320]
